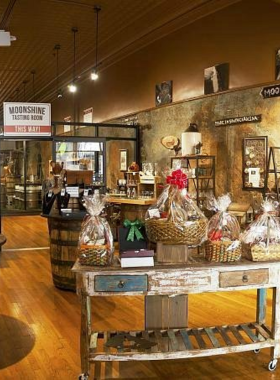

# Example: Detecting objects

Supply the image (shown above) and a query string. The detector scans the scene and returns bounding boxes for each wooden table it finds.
[73,257,280,379]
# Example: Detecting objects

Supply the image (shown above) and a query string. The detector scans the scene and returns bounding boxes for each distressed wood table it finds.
[72,257,280,379]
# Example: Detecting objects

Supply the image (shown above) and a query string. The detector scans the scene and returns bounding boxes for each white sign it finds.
[248,168,261,187]
[66,186,79,198]
[83,107,93,123]
[4,102,51,136]
[64,116,71,133]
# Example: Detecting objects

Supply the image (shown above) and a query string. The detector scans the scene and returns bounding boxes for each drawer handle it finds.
[118,280,125,289]
[242,274,249,283]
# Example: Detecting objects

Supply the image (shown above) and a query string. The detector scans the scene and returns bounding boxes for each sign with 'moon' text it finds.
[3,102,51,136]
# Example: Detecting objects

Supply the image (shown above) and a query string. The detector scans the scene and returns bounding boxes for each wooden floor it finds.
[0,216,278,379]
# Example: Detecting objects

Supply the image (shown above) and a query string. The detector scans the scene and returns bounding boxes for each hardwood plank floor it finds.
[2,215,49,249]
[0,216,278,379]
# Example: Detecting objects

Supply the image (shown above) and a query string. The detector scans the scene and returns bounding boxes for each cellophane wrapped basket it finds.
[145,183,207,246]
[240,199,280,261]
[78,194,114,266]
[205,194,241,262]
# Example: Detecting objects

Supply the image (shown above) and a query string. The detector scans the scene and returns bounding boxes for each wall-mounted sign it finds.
[260,84,280,99]
[4,102,51,136]
[63,116,71,133]
[215,114,262,127]
[83,107,93,123]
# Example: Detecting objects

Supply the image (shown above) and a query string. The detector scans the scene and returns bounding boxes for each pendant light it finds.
[68,27,78,93]
[90,5,101,81]
[54,44,63,98]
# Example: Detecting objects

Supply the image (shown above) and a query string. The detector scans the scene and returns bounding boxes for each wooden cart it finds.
[73,257,280,379]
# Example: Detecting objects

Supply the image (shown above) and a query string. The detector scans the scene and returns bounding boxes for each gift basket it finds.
[145,169,207,246]
[240,199,280,261]
[205,194,241,262]
[78,194,114,266]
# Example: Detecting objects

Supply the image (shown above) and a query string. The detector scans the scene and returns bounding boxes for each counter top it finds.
[106,196,156,205]
[41,211,87,220]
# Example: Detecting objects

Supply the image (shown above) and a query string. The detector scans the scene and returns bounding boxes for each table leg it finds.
[80,292,91,378]
[256,288,267,325]
[269,286,280,370]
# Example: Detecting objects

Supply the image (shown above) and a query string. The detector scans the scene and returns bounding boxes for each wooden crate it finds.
[156,242,188,263]
[145,241,188,329]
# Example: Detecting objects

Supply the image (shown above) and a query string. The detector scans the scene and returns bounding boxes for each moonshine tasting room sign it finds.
[3,102,51,136]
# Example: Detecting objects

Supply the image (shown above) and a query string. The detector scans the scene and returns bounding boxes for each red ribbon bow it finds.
[166,169,188,190]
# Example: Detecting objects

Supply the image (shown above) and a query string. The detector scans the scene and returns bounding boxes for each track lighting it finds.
[54,44,63,99]
[57,89,63,98]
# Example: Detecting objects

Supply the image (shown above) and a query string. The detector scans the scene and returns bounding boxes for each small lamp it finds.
[181,123,202,156]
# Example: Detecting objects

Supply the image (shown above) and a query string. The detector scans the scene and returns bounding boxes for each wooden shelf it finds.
[88,322,273,362]
[107,197,155,205]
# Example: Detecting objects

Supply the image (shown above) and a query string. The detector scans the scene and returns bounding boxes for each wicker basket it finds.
[145,218,207,246]
[244,243,280,262]
[205,240,242,262]
[78,244,111,266]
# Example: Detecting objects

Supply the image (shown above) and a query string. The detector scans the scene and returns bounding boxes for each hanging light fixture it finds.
[54,44,63,98]
[68,27,78,93]
[91,5,101,81]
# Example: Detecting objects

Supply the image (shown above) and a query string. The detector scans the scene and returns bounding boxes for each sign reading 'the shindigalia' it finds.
[214,114,262,127]
[3,102,51,136]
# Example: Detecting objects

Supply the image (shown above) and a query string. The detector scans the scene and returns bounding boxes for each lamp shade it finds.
[181,123,202,155]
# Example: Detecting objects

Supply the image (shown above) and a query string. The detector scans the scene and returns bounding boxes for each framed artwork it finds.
[276,48,280,80]
[204,63,229,95]
[242,136,268,190]
[155,80,172,106]
[119,149,128,172]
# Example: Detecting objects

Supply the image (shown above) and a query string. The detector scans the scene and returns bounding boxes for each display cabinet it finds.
[171,155,215,205]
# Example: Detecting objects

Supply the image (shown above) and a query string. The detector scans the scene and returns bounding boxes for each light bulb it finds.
[57,89,63,98]
[68,83,77,93]
[91,70,99,81]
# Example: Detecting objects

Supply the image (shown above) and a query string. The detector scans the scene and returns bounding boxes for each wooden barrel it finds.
[48,217,83,291]
[0,183,6,209]
[26,189,41,209]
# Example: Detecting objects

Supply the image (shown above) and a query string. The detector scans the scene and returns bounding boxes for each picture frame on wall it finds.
[119,149,128,172]
[155,80,172,106]
[204,63,229,95]
[242,136,268,190]
[276,48,280,80]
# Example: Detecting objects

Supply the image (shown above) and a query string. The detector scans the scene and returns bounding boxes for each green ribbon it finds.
[124,219,144,241]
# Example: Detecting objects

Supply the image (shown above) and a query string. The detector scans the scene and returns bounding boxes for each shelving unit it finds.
[125,172,161,198]
[264,147,280,201]
[170,155,215,204]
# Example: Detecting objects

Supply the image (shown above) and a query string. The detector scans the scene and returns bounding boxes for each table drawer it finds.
[95,275,148,292]
[219,269,269,288]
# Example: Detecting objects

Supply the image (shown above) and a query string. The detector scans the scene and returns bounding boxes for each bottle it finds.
[131,188,136,198]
